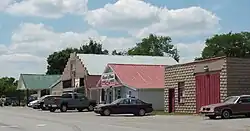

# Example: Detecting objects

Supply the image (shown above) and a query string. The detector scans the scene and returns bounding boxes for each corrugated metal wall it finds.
[195,72,220,113]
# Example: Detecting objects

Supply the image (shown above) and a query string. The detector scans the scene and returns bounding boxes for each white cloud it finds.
[5,0,88,18]
[176,41,205,63]
[0,23,135,78]
[0,0,14,11]
[85,0,220,38]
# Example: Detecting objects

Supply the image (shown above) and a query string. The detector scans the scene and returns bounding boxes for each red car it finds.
[200,95,250,119]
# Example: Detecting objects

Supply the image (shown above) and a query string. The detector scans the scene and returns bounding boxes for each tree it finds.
[197,32,250,60]
[111,50,127,55]
[46,48,79,75]
[79,39,109,55]
[0,77,18,96]
[127,34,180,62]
[46,39,109,75]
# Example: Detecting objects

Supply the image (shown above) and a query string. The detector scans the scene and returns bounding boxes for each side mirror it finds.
[238,100,242,104]
[116,103,120,105]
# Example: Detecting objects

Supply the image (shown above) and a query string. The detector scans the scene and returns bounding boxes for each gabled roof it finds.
[18,74,61,90]
[77,54,177,75]
[108,64,165,89]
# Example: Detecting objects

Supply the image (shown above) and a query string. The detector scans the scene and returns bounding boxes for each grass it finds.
[152,110,194,116]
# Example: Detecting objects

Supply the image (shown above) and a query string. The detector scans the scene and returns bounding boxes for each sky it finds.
[0,0,250,78]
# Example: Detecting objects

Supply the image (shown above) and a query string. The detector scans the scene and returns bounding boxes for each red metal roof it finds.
[108,64,165,89]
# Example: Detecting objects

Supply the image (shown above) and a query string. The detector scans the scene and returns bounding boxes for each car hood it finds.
[203,103,229,108]
[29,100,39,104]
[96,103,114,108]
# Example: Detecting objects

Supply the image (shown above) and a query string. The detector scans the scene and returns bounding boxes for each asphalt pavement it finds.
[1,107,250,131]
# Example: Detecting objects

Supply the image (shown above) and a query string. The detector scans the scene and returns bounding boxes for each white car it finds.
[28,100,39,107]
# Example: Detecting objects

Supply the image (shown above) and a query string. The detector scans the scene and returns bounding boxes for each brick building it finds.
[164,57,250,114]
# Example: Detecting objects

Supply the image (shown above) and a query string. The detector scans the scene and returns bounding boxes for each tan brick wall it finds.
[62,53,87,83]
[226,58,250,96]
[164,64,196,113]
[164,58,227,114]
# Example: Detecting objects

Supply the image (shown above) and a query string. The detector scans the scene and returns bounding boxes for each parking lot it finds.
[1,107,250,131]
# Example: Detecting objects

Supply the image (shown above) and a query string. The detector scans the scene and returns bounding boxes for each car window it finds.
[119,99,130,104]
[62,94,72,98]
[74,94,79,99]
[77,94,87,99]
[239,97,250,103]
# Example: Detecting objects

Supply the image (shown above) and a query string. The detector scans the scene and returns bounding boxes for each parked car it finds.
[199,95,250,119]
[28,99,39,108]
[94,98,154,116]
[38,95,61,110]
[47,93,97,112]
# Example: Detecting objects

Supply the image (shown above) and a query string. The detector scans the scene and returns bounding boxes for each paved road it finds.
[1,107,250,131]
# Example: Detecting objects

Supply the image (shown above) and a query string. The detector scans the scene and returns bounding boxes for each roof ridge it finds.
[21,74,61,76]
[76,53,173,58]
[108,63,166,66]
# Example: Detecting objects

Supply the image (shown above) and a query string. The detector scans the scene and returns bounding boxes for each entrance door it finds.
[168,88,175,113]
[195,72,220,113]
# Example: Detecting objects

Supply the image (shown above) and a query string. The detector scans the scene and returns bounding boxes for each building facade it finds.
[94,64,165,110]
[60,53,177,100]
[164,57,250,114]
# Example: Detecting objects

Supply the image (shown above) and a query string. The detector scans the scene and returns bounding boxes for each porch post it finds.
[99,89,102,103]
[112,87,115,101]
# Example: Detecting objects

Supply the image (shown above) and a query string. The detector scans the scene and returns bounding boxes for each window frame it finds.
[178,82,185,104]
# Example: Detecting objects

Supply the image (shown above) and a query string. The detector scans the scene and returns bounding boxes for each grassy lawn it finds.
[152,111,194,116]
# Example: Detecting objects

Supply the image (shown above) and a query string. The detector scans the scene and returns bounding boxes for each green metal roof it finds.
[20,74,61,90]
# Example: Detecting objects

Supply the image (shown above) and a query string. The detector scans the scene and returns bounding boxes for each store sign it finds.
[101,73,116,87]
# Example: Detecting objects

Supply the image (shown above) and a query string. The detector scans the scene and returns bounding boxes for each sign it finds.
[75,78,80,87]
[101,73,116,87]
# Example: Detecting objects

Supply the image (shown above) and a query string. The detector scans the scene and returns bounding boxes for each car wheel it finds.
[77,108,84,112]
[138,109,146,116]
[245,113,250,117]
[221,109,231,119]
[49,108,56,112]
[208,115,216,119]
[103,109,111,116]
[87,105,94,111]
[60,105,67,112]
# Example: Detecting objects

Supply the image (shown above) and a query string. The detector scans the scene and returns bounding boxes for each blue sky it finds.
[0,0,249,77]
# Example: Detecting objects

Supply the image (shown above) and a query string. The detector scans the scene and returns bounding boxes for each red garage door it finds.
[195,72,220,113]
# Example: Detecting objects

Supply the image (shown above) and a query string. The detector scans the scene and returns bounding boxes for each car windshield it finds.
[111,98,124,104]
[223,96,239,103]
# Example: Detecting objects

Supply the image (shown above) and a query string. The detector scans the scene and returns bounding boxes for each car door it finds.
[236,97,250,114]
[114,99,130,114]
[78,95,89,108]
[73,93,82,108]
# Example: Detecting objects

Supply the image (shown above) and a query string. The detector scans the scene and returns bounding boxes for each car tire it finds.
[221,109,231,119]
[87,105,94,111]
[77,108,84,112]
[60,105,68,112]
[245,113,250,117]
[49,108,56,112]
[138,109,146,116]
[208,115,216,119]
[103,109,111,116]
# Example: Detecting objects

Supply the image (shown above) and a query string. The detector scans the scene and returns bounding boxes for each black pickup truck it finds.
[47,93,97,112]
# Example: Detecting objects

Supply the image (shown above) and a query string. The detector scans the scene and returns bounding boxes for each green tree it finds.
[0,77,18,96]
[46,39,109,75]
[127,34,180,62]
[111,50,127,55]
[197,32,250,60]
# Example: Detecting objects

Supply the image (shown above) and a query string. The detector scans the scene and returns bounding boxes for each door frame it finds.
[168,88,175,113]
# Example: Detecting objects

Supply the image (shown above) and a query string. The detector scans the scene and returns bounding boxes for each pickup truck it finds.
[47,93,97,112]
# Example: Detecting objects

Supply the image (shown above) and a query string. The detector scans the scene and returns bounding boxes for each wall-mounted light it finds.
[204,65,209,72]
